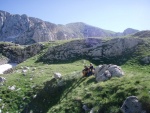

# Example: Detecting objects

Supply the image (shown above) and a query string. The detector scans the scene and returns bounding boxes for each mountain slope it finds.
[66,22,115,38]
[133,30,150,38]
[0,10,114,44]
[0,37,150,113]
[123,28,139,35]
[0,10,139,45]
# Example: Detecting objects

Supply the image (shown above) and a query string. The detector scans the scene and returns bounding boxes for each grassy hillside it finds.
[0,38,150,113]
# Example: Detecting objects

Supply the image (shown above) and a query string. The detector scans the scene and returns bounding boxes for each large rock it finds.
[94,64,124,82]
[121,96,146,113]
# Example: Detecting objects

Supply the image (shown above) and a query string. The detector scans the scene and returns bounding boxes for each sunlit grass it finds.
[0,39,150,113]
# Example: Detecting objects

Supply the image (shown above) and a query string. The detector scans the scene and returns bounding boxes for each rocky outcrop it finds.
[0,42,44,63]
[0,55,9,65]
[121,96,146,113]
[0,10,58,44]
[140,56,150,64]
[41,38,143,64]
[94,64,124,82]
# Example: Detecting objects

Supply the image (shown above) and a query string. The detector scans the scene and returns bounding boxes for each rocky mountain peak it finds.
[0,10,142,45]
[123,28,139,35]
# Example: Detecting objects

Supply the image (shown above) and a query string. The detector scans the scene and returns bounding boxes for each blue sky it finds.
[0,0,150,32]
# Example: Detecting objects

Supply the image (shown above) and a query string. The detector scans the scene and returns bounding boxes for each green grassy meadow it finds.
[0,39,150,113]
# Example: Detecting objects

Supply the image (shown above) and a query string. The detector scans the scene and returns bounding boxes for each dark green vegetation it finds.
[0,38,150,113]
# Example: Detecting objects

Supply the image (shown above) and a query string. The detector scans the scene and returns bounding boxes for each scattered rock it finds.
[121,96,146,113]
[30,78,33,81]
[20,66,23,69]
[32,67,36,71]
[90,108,94,113]
[2,103,5,109]
[33,94,37,99]
[54,72,62,79]
[8,85,16,91]
[24,66,30,70]
[82,104,90,112]
[0,77,6,84]
[94,64,124,82]
[22,69,27,74]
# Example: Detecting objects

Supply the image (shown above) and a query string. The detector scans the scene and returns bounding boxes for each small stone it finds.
[82,104,90,111]
[33,95,37,99]
[8,85,16,91]
[30,78,33,81]
[2,104,5,109]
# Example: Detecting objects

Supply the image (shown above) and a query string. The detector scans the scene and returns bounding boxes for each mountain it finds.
[132,30,150,38]
[114,28,139,37]
[123,28,139,35]
[66,22,115,38]
[0,10,139,45]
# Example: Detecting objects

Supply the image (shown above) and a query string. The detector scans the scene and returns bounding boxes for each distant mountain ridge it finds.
[132,30,150,38]
[0,10,139,44]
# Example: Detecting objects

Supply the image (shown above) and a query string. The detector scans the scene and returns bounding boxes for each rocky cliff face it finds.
[0,42,44,63]
[41,38,143,64]
[0,10,113,44]
[0,10,140,45]
[0,10,58,44]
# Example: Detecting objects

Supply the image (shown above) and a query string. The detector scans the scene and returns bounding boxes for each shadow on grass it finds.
[60,76,86,102]
[21,76,86,113]
[86,76,97,84]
